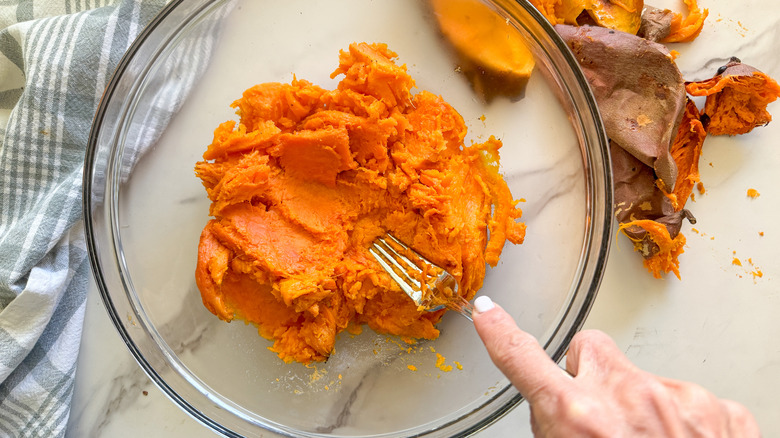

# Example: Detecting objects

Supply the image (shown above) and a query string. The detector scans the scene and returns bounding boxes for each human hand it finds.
[472,296,761,437]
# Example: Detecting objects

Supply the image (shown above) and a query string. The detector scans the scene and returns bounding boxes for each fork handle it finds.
[448,295,474,321]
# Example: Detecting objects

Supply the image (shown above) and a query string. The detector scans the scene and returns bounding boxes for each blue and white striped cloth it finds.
[0,1,168,436]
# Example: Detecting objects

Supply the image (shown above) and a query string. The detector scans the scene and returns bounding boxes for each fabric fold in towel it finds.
[0,1,168,436]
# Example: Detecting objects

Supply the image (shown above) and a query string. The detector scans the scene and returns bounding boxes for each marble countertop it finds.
[65,1,780,436]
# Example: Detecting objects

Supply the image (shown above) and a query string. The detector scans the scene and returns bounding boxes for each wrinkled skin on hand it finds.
[473,304,761,438]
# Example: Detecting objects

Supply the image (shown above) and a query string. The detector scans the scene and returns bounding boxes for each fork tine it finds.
[376,236,428,277]
[376,236,440,299]
[369,242,423,303]
[382,234,429,270]
[370,233,472,321]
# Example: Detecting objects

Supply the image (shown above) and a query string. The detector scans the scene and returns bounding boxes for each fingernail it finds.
[474,296,495,313]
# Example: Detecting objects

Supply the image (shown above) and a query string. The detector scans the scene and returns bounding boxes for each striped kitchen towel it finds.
[0,1,168,436]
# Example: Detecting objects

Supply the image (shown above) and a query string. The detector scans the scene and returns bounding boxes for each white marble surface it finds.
[66,1,780,436]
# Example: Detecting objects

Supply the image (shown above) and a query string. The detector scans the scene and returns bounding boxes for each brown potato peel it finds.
[556,24,685,191]
[557,24,705,278]
[530,6,774,279]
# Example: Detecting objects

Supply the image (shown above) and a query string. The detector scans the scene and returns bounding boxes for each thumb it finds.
[472,296,569,403]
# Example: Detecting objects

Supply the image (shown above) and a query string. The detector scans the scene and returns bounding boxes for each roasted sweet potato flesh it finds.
[194,43,525,363]
[687,58,780,136]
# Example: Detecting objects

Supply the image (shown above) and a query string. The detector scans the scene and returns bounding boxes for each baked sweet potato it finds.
[557,0,644,34]
[660,0,708,43]
[687,57,780,136]
[430,0,535,101]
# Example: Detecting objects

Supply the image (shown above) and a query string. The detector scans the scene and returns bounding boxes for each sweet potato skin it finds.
[556,24,685,191]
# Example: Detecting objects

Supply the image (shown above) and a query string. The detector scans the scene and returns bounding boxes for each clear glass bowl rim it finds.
[82,0,613,436]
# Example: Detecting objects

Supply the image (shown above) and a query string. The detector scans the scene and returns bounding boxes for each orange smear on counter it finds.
[194,43,525,364]
[660,0,708,43]
[619,220,686,279]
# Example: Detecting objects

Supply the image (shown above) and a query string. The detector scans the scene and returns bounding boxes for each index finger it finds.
[472,296,570,403]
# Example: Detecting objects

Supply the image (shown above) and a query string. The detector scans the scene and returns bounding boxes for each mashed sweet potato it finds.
[194,42,525,364]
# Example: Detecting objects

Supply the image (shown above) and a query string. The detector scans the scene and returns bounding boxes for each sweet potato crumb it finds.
[732,258,742,266]
[435,353,453,372]
[407,365,417,371]
[759,231,764,237]
[697,182,705,195]
[747,188,760,198]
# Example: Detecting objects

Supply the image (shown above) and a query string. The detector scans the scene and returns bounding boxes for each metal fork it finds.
[369,233,474,321]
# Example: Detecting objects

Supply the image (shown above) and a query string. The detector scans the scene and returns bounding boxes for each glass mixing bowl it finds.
[84,0,611,436]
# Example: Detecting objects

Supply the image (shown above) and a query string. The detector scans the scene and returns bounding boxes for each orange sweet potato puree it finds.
[194,42,525,364]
